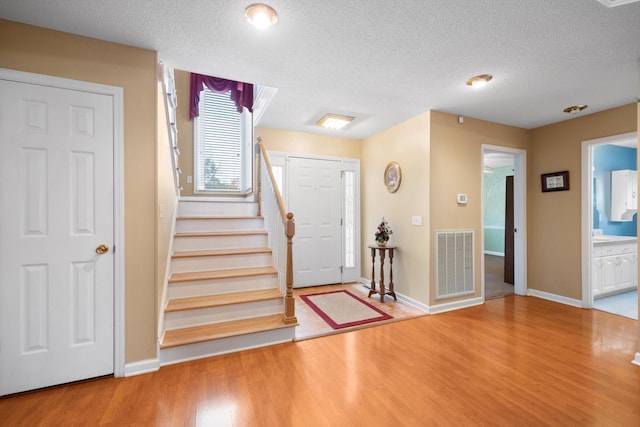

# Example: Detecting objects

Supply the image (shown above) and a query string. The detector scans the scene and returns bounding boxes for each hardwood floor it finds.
[2,296,639,426]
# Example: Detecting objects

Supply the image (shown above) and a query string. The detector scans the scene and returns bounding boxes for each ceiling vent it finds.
[594,0,640,7]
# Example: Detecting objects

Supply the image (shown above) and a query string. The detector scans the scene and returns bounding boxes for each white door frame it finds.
[580,132,637,308]
[481,145,527,298]
[268,151,361,284]
[0,68,125,377]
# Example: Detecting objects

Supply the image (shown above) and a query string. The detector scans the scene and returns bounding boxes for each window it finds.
[344,170,355,268]
[194,88,252,193]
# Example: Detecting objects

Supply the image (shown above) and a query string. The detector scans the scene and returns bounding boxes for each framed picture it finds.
[541,171,569,192]
[384,161,401,193]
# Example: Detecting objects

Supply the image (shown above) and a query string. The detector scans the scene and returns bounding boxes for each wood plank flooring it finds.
[2,296,639,426]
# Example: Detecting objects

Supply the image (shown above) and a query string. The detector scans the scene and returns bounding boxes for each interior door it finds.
[288,157,342,287]
[0,79,114,395]
[504,175,515,284]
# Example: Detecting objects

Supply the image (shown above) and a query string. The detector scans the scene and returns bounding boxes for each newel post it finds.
[283,212,298,325]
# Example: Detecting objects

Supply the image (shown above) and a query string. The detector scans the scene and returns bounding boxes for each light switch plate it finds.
[411,215,422,226]
[457,193,468,204]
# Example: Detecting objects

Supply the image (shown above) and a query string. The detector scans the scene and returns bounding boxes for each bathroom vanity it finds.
[592,236,638,298]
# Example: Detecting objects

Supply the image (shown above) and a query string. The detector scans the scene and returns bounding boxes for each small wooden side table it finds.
[367,244,397,303]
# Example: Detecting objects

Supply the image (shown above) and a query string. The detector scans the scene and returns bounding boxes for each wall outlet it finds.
[187,175,193,184]
[411,215,422,226]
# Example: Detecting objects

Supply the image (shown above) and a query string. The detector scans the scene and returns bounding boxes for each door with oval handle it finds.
[95,244,109,255]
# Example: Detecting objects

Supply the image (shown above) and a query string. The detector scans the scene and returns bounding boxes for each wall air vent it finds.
[435,230,474,299]
[594,0,640,7]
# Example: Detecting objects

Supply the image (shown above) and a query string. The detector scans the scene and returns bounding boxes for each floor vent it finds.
[436,230,474,299]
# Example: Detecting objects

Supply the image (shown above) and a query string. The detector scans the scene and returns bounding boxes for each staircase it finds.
[159,199,297,366]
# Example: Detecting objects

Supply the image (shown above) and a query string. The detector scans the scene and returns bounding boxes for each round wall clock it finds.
[384,161,401,193]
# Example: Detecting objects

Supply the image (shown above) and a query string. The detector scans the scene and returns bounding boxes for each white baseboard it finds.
[358,277,483,314]
[527,289,583,308]
[430,297,484,314]
[633,352,640,367]
[359,277,430,313]
[484,251,505,257]
[123,358,160,377]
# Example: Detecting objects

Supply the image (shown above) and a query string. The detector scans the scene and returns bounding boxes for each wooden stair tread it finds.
[175,230,267,237]
[166,289,283,312]
[172,247,271,259]
[169,266,277,283]
[161,314,295,349]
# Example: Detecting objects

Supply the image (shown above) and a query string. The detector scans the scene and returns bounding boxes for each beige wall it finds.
[0,19,158,363]
[257,128,362,159]
[528,104,637,300]
[429,111,530,305]
[361,112,431,303]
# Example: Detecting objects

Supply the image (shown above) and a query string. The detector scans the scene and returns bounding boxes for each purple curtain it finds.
[189,73,254,119]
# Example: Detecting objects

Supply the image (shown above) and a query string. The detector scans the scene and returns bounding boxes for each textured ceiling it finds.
[1,0,639,139]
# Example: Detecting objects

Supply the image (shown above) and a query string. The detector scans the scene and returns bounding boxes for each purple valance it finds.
[189,73,254,119]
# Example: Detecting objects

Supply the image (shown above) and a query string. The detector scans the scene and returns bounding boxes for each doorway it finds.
[581,132,638,320]
[0,69,125,395]
[482,146,527,299]
[267,152,361,288]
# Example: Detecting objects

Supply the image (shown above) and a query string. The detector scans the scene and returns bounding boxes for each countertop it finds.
[593,235,638,245]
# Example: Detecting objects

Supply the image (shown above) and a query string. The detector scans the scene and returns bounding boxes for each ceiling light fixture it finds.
[563,104,588,114]
[245,3,278,29]
[466,74,493,88]
[317,113,355,130]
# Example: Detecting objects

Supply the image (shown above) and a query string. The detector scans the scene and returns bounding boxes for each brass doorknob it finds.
[96,244,109,255]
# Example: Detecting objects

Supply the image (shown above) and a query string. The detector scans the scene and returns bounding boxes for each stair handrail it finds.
[160,62,182,195]
[257,137,297,325]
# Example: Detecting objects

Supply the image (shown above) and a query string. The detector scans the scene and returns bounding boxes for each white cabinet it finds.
[592,240,637,298]
[610,169,637,222]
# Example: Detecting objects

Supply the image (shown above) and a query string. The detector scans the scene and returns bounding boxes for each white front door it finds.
[289,157,342,287]
[0,79,115,395]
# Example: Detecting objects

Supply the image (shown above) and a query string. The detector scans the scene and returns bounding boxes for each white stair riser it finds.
[165,298,284,329]
[159,326,295,366]
[171,253,273,273]
[173,234,267,251]
[176,217,264,233]
[168,275,279,299]
[178,201,258,217]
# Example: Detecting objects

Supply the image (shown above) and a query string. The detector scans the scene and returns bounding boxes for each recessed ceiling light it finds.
[317,113,355,130]
[563,104,588,114]
[245,3,278,29]
[466,74,493,88]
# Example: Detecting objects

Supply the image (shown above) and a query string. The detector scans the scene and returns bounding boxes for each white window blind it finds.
[194,88,252,193]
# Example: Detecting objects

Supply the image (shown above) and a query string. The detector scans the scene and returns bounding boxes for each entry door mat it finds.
[300,290,393,330]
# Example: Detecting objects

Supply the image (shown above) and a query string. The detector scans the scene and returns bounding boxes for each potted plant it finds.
[375,217,393,246]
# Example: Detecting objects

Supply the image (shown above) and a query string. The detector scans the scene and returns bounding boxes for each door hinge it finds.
[341,170,345,177]
[341,218,343,226]
[340,266,344,274]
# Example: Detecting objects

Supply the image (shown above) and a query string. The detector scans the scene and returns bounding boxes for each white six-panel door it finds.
[0,79,114,395]
[288,157,342,287]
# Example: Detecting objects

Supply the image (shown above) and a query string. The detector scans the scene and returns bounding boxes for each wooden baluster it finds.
[283,212,298,325]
